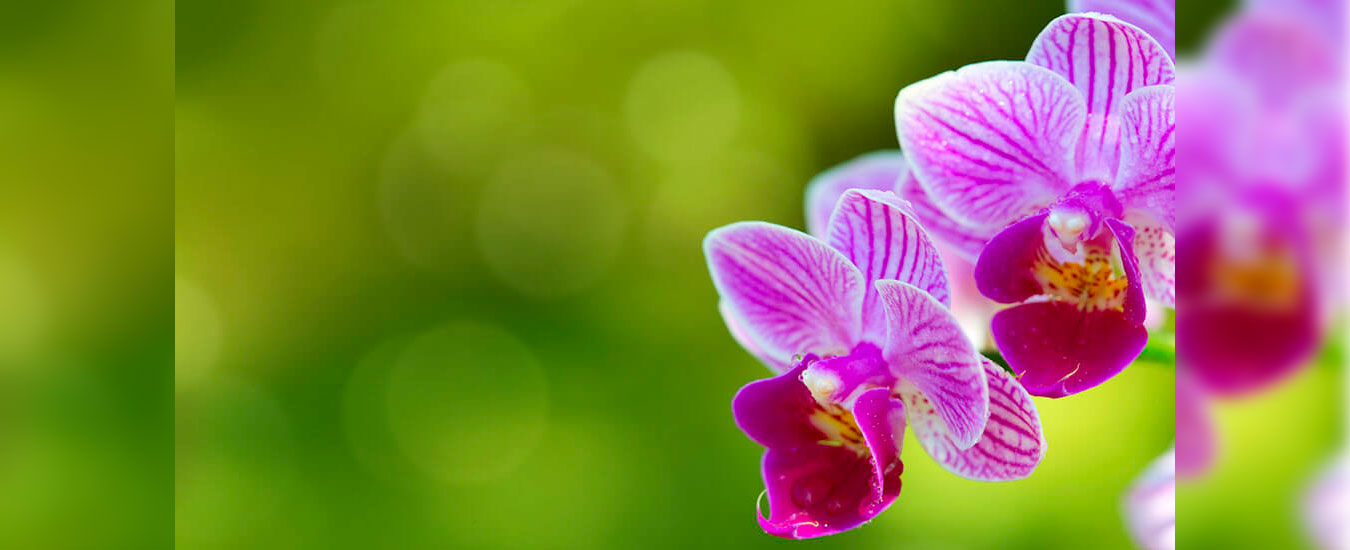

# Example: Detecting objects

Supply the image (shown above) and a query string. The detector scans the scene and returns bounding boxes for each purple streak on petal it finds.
[1175,370,1215,478]
[1115,85,1175,231]
[720,300,792,374]
[804,152,908,239]
[1069,0,1176,58]
[895,61,1083,229]
[1123,449,1176,550]
[896,169,994,261]
[705,222,865,362]
[876,280,988,449]
[912,359,1046,481]
[826,189,951,343]
[991,301,1147,397]
[974,213,1051,304]
[1106,218,1148,325]
[737,361,906,539]
[1027,14,1175,179]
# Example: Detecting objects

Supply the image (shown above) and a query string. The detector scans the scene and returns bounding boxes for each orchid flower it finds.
[706,190,1046,538]
[894,13,1175,397]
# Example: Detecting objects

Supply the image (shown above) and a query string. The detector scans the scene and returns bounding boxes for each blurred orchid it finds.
[706,190,1045,538]
[1175,2,1346,396]
[1303,453,1349,549]
[894,13,1175,397]
[1123,449,1176,550]
[1173,369,1216,478]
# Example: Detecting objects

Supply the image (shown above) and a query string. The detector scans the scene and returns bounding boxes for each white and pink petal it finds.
[895,61,1083,230]
[1115,85,1175,231]
[1069,0,1176,58]
[804,151,908,239]
[876,280,988,449]
[896,170,995,261]
[910,359,1046,481]
[705,222,865,363]
[1026,13,1175,180]
[826,189,951,343]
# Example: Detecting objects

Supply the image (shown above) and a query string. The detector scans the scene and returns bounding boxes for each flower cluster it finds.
[705,5,1177,540]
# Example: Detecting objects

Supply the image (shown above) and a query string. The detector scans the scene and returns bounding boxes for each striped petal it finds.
[705,222,865,363]
[895,61,1083,230]
[896,169,994,261]
[1068,0,1176,58]
[877,280,988,450]
[1027,14,1175,180]
[911,359,1046,481]
[804,152,907,239]
[827,189,951,343]
[1115,85,1175,231]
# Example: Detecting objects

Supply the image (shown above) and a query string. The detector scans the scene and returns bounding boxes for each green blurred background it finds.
[0,0,1336,549]
[173,1,1178,548]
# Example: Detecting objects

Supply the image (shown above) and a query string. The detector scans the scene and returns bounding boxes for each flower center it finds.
[1045,181,1123,253]
[796,342,893,454]
[1034,243,1130,311]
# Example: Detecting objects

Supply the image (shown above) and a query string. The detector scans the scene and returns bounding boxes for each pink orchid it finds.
[894,13,1175,397]
[706,189,1045,538]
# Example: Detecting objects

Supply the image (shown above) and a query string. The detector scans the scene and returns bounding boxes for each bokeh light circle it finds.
[475,150,626,298]
[341,334,422,486]
[441,420,636,548]
[624,51,741,163]
[644,150,793,268]
[377,130,473,274]
[415,59,533,177]
[385,322,548,485]
[0,253,45,364]
[176,379,302,548]
[175,277,223,389]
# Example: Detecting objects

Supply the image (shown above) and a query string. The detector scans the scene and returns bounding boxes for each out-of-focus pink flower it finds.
[1303,453,1349,549]
[1124,449,1176,550]
[1177,2,1345,396]
[1174,369,1215,477]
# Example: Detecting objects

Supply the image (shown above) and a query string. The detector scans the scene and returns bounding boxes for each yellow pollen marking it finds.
[1210,246,1300,310]
[1033,245,1128,312]
[808,405,867,455]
